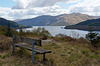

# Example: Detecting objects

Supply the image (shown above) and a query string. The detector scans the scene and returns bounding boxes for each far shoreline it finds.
[64,25,100,31]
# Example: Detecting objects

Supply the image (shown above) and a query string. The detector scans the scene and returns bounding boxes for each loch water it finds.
[22,26,100,38]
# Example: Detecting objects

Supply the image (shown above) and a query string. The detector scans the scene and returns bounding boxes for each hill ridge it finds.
[16,13,99,26]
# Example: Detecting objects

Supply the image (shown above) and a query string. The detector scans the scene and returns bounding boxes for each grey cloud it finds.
[12,0,27,9]
[70,7,87,13]
[12,0,79,9]
[93,6,100,12]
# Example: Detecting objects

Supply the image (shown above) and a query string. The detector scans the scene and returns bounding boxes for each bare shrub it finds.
[55,33,89,45]
[70,31,80,38]
[55,33,75,42]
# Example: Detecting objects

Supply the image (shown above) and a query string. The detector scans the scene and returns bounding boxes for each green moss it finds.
[0,52,10,59]
[67,54,81,63]
[67,51,71,54]
[0,55,2,58]
[34,55,39,59]
[81,49,90,56]
[90,54,100,59]
[0,62,3,66]
[94,50,100,54]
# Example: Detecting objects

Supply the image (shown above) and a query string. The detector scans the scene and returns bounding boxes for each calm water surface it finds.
[23,26,100,38]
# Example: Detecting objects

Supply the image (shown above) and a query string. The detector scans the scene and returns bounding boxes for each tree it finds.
[5,22,13,37]
[19,26,24,36]
[86,31,100,47]
[41,28,51,39]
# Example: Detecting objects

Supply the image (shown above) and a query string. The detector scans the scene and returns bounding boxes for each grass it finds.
[0,52,10,59]
[0,35,100,66]
[0,35,12,52]
[41,40,100,66]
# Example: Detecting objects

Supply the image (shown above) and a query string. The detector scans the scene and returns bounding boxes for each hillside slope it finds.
[65,18,100,31]
[0,17,20,28]
[0,17,31,28]
[16,13,98,26]
[76,18,100,26]
[0,35,100,66]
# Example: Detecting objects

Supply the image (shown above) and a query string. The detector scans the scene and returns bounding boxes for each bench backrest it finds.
[14,36,42,46]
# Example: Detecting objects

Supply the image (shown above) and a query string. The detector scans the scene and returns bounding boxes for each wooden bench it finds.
[12,36,51,64]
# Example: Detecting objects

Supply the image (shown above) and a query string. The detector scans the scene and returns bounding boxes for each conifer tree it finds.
[19,26,23,36]
[5,22,13,37]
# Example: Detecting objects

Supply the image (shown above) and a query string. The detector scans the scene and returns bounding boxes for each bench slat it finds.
[15,44,51,54]
[14,36,41,46]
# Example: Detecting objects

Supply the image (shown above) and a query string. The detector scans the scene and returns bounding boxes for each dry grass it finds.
[42,40,100,66]
[0,35,100,66]
[0,35,12,52]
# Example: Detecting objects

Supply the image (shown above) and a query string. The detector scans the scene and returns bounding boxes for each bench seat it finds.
[15,43,51,54]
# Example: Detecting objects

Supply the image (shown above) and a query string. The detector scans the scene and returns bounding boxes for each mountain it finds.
[75,18,100,26]
[0,17,20,28]
[16,13,99,26]
[65,18,100,31]
[0,17,31,28]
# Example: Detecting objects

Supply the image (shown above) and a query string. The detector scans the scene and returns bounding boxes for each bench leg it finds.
[43,53,46,61]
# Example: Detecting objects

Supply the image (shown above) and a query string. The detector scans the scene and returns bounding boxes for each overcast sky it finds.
[0,0,100,20]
